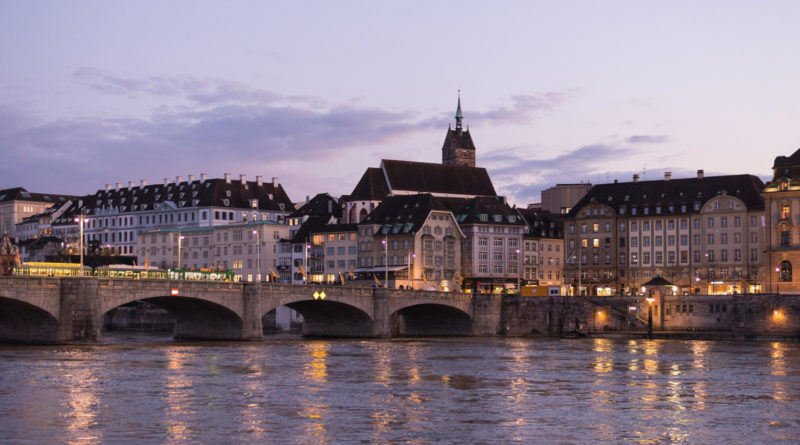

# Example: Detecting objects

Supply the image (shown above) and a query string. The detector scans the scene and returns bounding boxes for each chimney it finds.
[188,174,195,183]
[256,176,263,187]
[664,172,672,181]
[106,184,111,191]
[328,200,332,214]
[272,177,279,188]
[116,182,122,190]
[306,195,310,203]
[140,179,147,187]
[614,179,618,184]
[164,178,171,186]
[697,169,704,179]
[633,174,640,183]
[200,173,208,182]
[224,173,231,184]
[175,175,183,184]
[128,181,134,189]
[240,174,247,185]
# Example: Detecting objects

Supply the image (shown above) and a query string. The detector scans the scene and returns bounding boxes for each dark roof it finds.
[290,216,334,243]
[643,276,674,287]
[289,193,341,218]
[442,128,476,152]
[347,168,390,201]
[311,223,358,234]
[0,187,76,205]
[51,178,293,220]
[769,148,800,186]
[569,174,765,216]
[381,159,496,197]
[446,196,526,226]
[361,194,453,236]
[517,208,564,239]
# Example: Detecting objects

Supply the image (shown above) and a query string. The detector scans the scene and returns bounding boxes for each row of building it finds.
[3,95,800,295]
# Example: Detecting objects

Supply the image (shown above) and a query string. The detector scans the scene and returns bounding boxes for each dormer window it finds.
[223,199,230,206]
[225,190,232,197]
[250,199,258,209]
[781,181,789,191]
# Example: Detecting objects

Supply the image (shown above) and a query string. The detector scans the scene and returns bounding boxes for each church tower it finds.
[441,91,476,167]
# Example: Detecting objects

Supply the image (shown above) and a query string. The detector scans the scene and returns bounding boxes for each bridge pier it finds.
[372,290,391,338]
[241,283,264,340]
[57,278,102,344]
[471,293,503,336]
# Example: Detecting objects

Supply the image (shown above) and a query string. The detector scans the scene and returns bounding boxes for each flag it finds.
[270,268,280,279]
[349,265,355,279]
[422,271,428,285]
[339,272,346,284]
[15,249,21,267]
[374,274,381,286]
[298,263,308,278]
[454,271,463,285]
[145,254,149,272]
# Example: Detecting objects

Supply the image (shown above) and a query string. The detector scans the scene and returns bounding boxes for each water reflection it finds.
[164,349,195,444]
[60,351,103,445]
[770,342,788,401]
[299,342,329,443]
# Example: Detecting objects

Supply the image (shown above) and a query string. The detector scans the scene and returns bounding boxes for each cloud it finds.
[1,72,576,202]
[626,134,669,144]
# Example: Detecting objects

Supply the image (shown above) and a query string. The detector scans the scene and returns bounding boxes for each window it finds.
[780,261,792,282]
[781,231,790,247]
[721,217,728,228]
[707,218,714,228]
[782,205,791,219]
[592,238,599,248]
[734,216,741,227]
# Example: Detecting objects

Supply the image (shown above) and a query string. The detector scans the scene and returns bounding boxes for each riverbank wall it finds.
[501,293,800,340]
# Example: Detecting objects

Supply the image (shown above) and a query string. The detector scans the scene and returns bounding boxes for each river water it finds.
[0,334,798,444]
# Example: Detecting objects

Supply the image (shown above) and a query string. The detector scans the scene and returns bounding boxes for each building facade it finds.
[763,148,800,293]
[565,171,766,295]
[137,221,288,282]
[518,208,565,290]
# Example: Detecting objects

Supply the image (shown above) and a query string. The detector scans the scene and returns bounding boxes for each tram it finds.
[13,262,91,277]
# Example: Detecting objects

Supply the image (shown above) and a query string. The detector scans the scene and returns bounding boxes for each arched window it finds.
[358,208,368,223]
[780,261,792,282]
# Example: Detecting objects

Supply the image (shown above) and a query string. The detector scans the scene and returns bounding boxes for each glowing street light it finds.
[646,293,655,340]
[253,229,261,282]
[382,236,388,289]
[74,215,85,276]
[313,291,326,300]
[177,233,185,269]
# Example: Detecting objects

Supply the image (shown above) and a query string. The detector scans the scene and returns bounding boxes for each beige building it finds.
[137,221,288,282]
[540,183,592,215]
[564,171,765,295]
[0,187,75,240]
[517,208,564,290]
[763,148,800,293]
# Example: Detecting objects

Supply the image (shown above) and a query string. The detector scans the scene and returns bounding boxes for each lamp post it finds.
[516,248,521,294]
[304,240,310,285]
[177,233,184,269]
[408,251,416,290]
[776,266,780,295]
[253,229,261,282]
[385,236,389,288]
[646,291,654,340]
[74,215,84,276]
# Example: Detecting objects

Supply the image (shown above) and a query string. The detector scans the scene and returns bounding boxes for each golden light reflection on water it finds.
[592,338,613,374]
[770,342,788,401]
[61,354,103,445]
[690,341,708,410]
[299,342,329,443]
[164,349,195,444]
[303,342,329,384]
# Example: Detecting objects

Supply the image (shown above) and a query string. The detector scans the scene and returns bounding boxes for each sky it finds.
[1,1,799,206]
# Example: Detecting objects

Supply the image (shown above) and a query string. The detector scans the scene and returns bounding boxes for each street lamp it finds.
[407,251,416,290]
[645,292,655,340]
[385,236,389,288]
[253,229,261,282]
[776,266,780,295]
[516,248,521,293]
[74,215,84,276]
[177,233,185,269]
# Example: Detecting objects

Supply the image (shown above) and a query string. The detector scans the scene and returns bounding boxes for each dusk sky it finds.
[2,1,799,206]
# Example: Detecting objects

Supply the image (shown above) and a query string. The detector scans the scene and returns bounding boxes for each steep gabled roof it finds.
[570,174,765,216]
[348,168,390,201]
[289,193,341,219]
[380,159,496,197]
[291,215,335,243]
[442,128,476,152]
[361,194,453,236]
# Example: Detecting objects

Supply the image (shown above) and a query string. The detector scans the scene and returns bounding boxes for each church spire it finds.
[454,90,463,134]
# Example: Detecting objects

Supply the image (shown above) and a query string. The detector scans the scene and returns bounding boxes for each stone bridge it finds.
[0,277,502,344]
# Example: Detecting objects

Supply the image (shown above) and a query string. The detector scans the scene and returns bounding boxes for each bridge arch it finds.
[98,282,248,340]
[0,296,60,343]
[390,303,472,337]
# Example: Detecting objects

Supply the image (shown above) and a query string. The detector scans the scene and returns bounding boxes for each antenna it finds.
[643,164,647,181]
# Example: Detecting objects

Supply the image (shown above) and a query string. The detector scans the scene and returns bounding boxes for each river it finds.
[0,333,798,444]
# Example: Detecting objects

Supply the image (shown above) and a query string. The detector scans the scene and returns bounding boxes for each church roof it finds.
[347,168,390,201]
[289,193,341,219]
[381,159,496,197]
